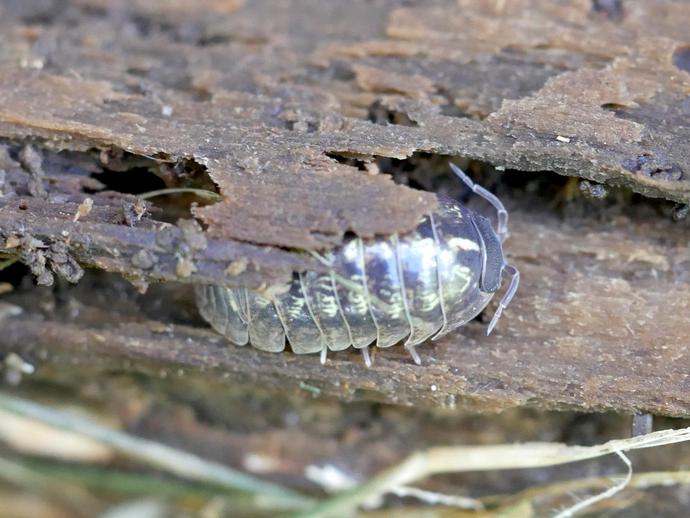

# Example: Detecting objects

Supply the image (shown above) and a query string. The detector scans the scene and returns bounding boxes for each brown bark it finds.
[0,0,688,415]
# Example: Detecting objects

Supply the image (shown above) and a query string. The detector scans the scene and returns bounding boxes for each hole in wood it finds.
[672,46,690,74]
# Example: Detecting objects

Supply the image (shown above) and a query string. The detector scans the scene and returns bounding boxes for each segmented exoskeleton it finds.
[196,164,519,366]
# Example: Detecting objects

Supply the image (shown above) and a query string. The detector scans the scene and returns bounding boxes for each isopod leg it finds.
[449,163,509,242]
[487,264,520,335]
[406,345,422,366]
[360,346,372,368]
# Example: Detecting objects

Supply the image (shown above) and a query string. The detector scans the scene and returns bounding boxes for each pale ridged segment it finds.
[329,238,377,349]
[396,216,444,346]
[429,213,449,334]
[234,288,250,324]
[301,267,351,351]
[362,234,411,348]
[245,290,286,352]
[273,276,323,354]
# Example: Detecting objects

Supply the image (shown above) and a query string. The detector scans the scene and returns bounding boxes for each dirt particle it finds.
[579,180,608,199]
[122,198,148,226]
[155,226,178,250]
[127,275,149,294]
[18,145,47,198]
[364,162,380,176]
[132,249,157,269]
[672,204,689,222]
[591,0,624,21]
[11,234,83,285]
[178,219,207,251]
[3,352,34,386]
[256,281,291,299]
[368,99,418,127]
[0,302,22,320]
[148,322,172,334]
[73,197,93,222]
[48,240,84,283]
[176,256,196,277]
[225,258,248,276]
[4,236,21,249]
[672,46,690,75]
[16,235,51,286]
[622,153,683,181]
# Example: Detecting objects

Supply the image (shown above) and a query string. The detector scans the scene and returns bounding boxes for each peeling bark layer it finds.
[0,0,687,251]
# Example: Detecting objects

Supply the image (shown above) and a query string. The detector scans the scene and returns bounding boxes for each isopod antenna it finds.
[449,162,519,335]
[487,264,519,336]
[449,163,509,242]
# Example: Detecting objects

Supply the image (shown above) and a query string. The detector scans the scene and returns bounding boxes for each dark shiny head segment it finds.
[470,213,505,293]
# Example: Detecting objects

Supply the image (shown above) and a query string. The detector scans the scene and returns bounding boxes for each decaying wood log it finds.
[0,0,688,420]
[1,200,688,416]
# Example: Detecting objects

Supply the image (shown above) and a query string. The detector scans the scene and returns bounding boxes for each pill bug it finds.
[196,163,519,366]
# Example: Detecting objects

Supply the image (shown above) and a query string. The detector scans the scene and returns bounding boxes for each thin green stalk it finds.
[8,459,275,514]
[0,457,101,515]
[0,256,19,271]
[0,393,314,510]
[18,459,238,500]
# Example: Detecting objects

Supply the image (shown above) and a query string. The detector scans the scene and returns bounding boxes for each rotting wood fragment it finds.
[0,140,319,288]
[0,195,317,290]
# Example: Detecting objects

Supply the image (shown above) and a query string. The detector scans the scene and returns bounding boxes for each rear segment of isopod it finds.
[195,285,249,346]
[196,285,289,352]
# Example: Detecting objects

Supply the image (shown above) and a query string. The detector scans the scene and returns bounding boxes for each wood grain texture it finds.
[0,0,687,416]
[0,0,687,252]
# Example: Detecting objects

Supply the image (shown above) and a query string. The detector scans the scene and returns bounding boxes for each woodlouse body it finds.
[196,164,519,365]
